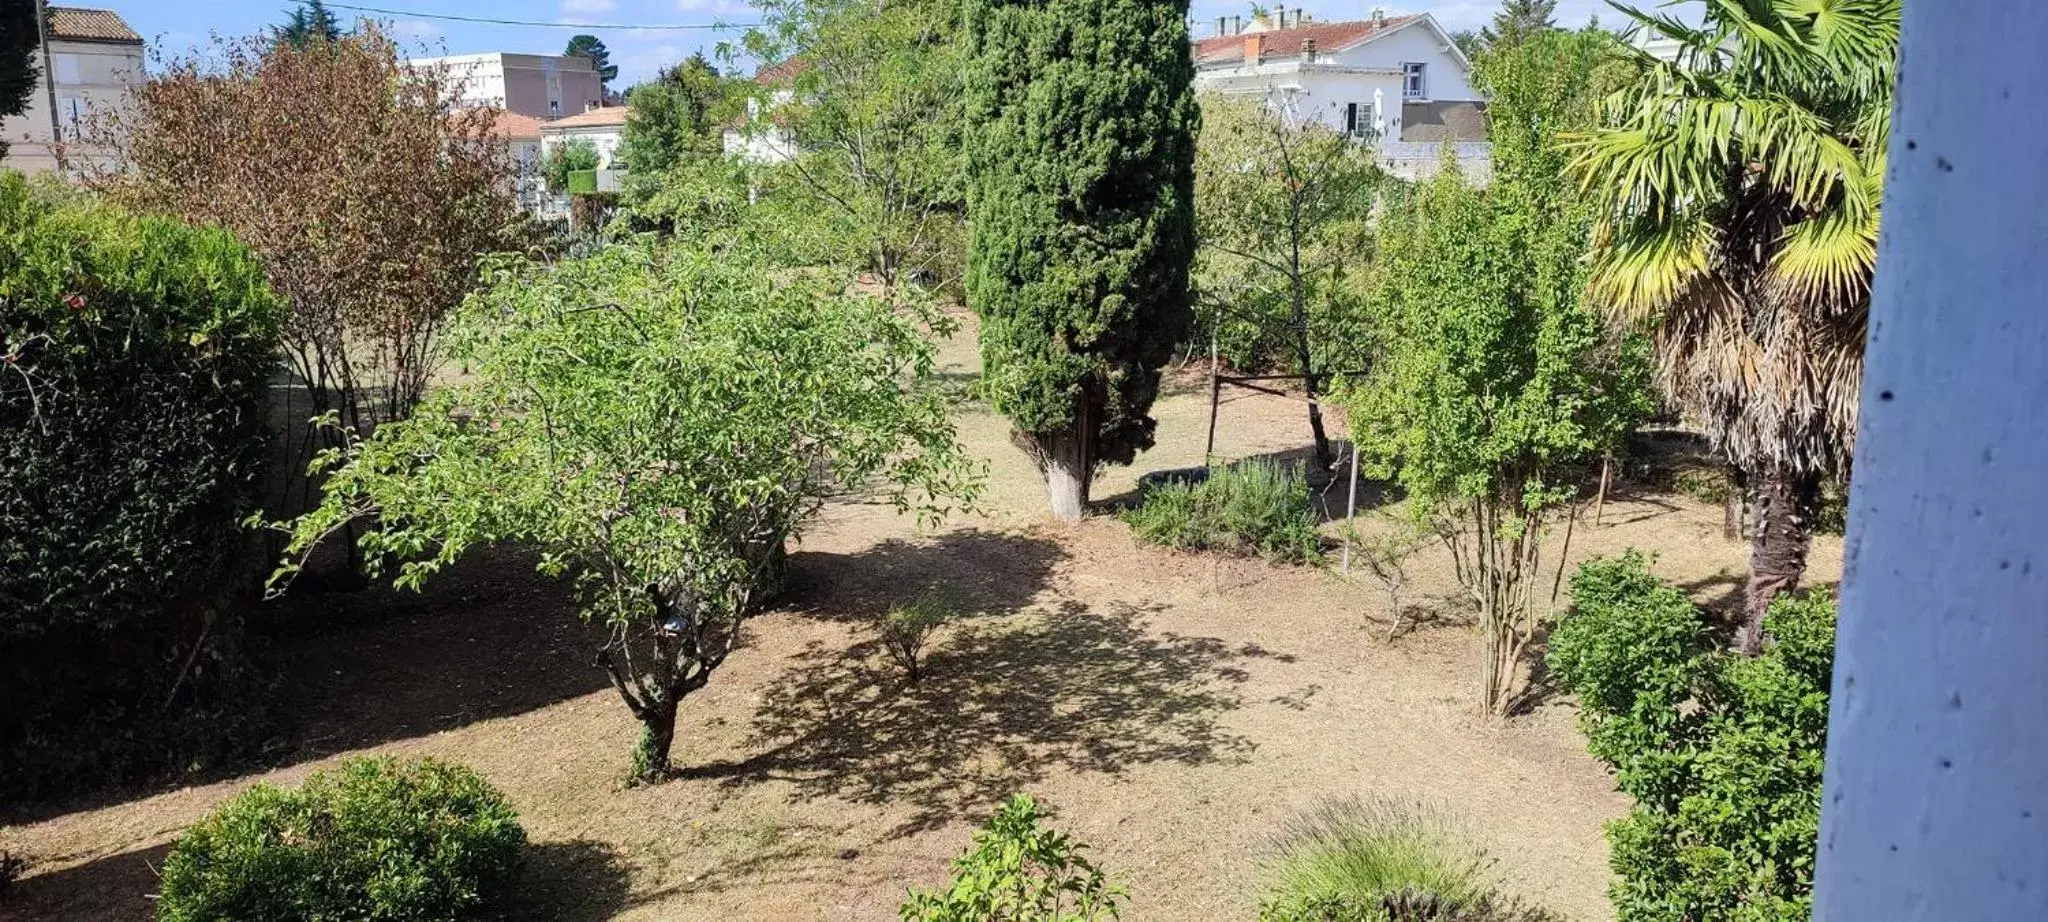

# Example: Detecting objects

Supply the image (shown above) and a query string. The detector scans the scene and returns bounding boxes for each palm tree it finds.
[1569,0,1899,653]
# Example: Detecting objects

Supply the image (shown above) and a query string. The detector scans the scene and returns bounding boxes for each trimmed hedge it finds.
[157,757,526,922]
[0,172,280,798]
[1124,460,1324,564]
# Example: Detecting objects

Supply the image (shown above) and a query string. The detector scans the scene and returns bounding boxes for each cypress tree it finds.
[962,0,1198,521]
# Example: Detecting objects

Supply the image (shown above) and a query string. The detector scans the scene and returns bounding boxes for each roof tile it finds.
[48,7,142,45]
[1192,15,1420,67]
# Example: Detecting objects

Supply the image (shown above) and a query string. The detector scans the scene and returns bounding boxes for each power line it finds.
[322,2,760,30]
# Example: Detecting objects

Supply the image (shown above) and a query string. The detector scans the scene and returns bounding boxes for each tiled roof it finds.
[1192,15,1420,67]
[487,110,544,140]
[544,106,630,130]
[754,57,808,85]
[48,7,143,44]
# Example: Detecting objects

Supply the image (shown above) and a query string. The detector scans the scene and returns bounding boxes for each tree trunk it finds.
[635,696,680,781]
[1742,464,1821,654]
[1040,399,1095,522]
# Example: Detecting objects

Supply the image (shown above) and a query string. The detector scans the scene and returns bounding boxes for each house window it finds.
[1344,101,1379,139]
[549,99,560,115]
[1403,63,1427,99]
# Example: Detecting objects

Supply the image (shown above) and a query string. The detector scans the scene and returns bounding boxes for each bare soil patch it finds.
[0,313,1841,922]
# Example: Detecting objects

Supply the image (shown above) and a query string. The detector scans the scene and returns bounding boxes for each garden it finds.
[0,1,1893,921]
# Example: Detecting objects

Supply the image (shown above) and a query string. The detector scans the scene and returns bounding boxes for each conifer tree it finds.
[962,0,1199,520]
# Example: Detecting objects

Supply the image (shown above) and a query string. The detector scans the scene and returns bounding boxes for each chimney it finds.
[585,100,599,113]
[1233,15,1243,34]
[1244,33,1264,65]
[1216,15,1226,36]
[1302,37,1317,64]
[1372,7,1386,27]
[1274,5,1287,30]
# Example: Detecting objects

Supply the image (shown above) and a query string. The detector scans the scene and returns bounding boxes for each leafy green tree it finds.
[273,243,979,780]
[1345,30,1649,715]
[542,138,600,192]
[962,0,1199,521]
[1567,1,1899,653]
[0,0,40,158]
[1194,93,1382,467]
[1480,0,1558,50]
[273,0,343,48]
[563,33,617,87]
[1550,553,1834,921]
[745,0,968,291]
[619,54,729,175]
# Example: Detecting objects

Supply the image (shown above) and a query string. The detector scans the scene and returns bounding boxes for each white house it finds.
[539,104,629,169]
[0,6,144,174]
[721,58,805,165]
[1191,7,1489,180]
[406,53,604,121]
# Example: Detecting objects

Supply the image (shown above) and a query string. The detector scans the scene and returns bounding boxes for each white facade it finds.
[0,17,144,174]
[721,89,799,165]
[407,53,604,120]
[540,122,626,169]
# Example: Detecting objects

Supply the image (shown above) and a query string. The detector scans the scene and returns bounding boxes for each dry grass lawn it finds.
[0,312,1841,922]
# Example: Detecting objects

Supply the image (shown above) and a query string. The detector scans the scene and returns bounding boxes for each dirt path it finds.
[0,314,1841,922]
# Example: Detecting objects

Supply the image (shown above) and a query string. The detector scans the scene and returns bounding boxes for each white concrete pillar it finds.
[1813,3,2048,919]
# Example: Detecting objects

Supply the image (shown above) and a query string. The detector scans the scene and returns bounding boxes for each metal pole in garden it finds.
[1813,3,2048,918]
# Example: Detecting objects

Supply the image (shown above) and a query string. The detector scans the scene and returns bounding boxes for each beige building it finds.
[407,53,604,120]
[1,6,145,174]
[539,104,629,169]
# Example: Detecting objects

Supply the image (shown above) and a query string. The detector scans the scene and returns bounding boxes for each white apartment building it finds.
[407,52,604,120]
[0,6,145,174]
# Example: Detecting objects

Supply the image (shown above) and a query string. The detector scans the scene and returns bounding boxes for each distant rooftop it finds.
[1192,14,1421,67]
[49,6,142,45]
[544,106,630,130]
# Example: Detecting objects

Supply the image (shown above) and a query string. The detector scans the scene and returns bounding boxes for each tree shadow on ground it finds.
[685,601,1273,839]
[0,841,170,921]
[3,545,609,827]
[780,528,1069,624]
[257,544,611,764]
[492,839,632,922]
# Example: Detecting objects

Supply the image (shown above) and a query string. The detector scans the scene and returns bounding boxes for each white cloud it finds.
[560,0,618,16]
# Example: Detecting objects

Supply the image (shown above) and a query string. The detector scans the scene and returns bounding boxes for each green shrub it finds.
[0,171,279,798]
[1124,461,1324,564]
[881,594,954,684]
[1548,553,1835,922]
[157,756,525,922]
[566,168,599,195]
[902,794,1121,921]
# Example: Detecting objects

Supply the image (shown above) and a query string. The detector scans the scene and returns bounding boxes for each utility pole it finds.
[1812,2,2048,919]
[33,0,62,169]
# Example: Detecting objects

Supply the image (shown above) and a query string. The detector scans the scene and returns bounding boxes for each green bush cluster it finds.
[901,793,1121,921]
[1124,461,1324,564]
[0,172,279,799]
[156,756,526,922]
[1548,552,1834,922]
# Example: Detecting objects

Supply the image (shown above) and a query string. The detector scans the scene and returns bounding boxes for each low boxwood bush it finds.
[901,793,1121,921]
[1,171,279,799]
[1124,460,1323,564]
[157,756,525,922]
[1548,552,1835,922]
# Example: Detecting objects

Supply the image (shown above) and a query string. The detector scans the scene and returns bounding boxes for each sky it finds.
[118,0,1635,89]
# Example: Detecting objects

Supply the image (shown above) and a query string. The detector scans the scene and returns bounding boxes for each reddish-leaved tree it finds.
[92,26,520,544]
